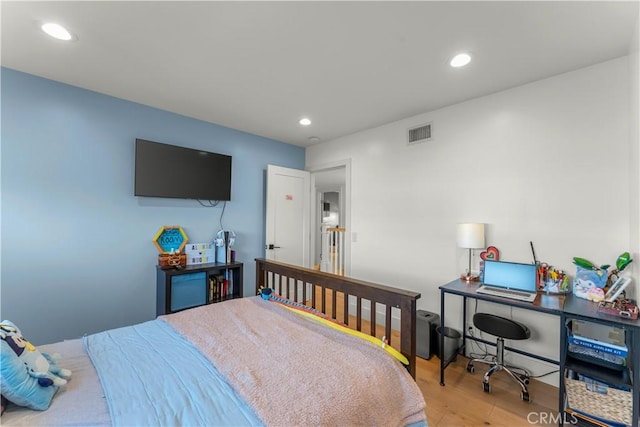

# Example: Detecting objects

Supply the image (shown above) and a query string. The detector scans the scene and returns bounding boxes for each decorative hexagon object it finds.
[153,226,188,254]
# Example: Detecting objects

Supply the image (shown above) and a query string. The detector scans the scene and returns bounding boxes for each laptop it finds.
[476,260,538,303]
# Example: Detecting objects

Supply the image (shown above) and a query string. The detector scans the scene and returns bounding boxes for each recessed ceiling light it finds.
[299,118,311,126]
[450,53,471,68]
[41,22,73,41]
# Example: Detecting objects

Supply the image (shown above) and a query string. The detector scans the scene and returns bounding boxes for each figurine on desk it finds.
[572,257,609,302]
[572,253,633,303]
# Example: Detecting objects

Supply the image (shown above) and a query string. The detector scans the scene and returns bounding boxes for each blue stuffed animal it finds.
[0,320,71,387]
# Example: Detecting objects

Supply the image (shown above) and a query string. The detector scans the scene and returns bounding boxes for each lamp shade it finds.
[457,223,485,249]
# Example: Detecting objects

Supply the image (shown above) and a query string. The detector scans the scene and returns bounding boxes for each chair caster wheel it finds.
[482,382,490,393]
[519,375,530,385]
[466,363,474,373]
[521,391,530,402]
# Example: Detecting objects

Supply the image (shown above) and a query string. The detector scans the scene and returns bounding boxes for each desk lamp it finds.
[457,223,485,282]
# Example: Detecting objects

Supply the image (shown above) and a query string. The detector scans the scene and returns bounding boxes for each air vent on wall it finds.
[407,122,432,145]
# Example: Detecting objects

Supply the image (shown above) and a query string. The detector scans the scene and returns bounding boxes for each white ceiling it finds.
[2,1,638,147]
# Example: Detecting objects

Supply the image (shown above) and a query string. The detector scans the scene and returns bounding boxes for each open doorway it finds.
[309,160,351,276]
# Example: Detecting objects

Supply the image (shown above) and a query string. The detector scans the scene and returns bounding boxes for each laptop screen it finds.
[482,260,538,292]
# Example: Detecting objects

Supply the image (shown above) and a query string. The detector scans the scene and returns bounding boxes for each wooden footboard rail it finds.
[255,258,421,378]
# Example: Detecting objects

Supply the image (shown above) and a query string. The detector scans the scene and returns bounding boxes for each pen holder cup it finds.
[544,278,570,294]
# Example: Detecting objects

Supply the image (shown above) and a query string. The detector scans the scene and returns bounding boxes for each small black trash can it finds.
[436,326,461,361]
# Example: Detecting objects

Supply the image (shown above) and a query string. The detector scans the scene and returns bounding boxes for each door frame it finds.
[265,164,311,267]
[315,186,343,271]
[308,159,351,277]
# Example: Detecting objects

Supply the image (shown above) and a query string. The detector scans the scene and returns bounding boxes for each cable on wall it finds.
[218,201,227,230]
[197,199,221,207]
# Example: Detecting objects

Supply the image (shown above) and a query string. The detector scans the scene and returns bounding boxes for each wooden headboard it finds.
[254,258,421,378]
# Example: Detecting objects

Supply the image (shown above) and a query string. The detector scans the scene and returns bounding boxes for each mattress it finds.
[2,323,263,427]
[2,339,110,426]
[1,296,428,426]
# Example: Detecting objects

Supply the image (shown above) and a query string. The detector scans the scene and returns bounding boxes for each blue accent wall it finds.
[1,68,305,344]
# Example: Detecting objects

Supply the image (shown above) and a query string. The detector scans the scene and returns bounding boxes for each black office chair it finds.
[466,312,532,402]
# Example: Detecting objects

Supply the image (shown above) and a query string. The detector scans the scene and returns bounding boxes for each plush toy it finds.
[258,286,273,300]
[0,321,71,387]
[572,264,609,301]
[586,287,605,302]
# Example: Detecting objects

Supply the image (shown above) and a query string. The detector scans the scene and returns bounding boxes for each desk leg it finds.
[440,289,445,386]
[633,329,639,427]
[558,314,566,427]
[463,296,467,356]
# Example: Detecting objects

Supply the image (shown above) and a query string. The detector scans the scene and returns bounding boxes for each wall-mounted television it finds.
[134,139,232,201]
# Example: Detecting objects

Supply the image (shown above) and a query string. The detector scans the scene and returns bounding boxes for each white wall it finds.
[629,16,640,296]
[306,57,632,386]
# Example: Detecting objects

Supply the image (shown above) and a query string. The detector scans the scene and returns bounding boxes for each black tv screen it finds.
[134,139,232,200]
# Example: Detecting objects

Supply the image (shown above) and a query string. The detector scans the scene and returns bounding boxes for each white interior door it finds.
[265,165,310,267]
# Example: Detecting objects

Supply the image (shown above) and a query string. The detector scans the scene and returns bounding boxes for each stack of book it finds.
[567,334,627,369]
[568,320,627,370]
[208,271,235,302]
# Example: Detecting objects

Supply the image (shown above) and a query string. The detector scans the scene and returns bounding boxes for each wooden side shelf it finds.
[156,261,243,316]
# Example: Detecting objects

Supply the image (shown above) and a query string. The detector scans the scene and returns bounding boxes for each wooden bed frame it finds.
[255,258,421,378]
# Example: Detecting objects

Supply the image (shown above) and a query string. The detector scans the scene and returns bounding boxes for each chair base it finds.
[466,356,532,402]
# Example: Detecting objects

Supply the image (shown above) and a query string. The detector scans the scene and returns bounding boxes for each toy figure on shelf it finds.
[571,253,633,301]
[572,257,609,300]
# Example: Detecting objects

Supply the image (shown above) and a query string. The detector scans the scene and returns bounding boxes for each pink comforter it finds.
[163,296,426,427]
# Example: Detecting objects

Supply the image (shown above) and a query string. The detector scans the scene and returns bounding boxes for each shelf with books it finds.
[208,267,241,303]
[156,261,243,315]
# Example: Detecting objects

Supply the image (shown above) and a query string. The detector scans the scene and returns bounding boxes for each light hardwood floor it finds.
[309,290,559,426]
[416,354,559,426]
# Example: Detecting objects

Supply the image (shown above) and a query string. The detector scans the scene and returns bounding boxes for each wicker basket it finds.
[565,376,632,425]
